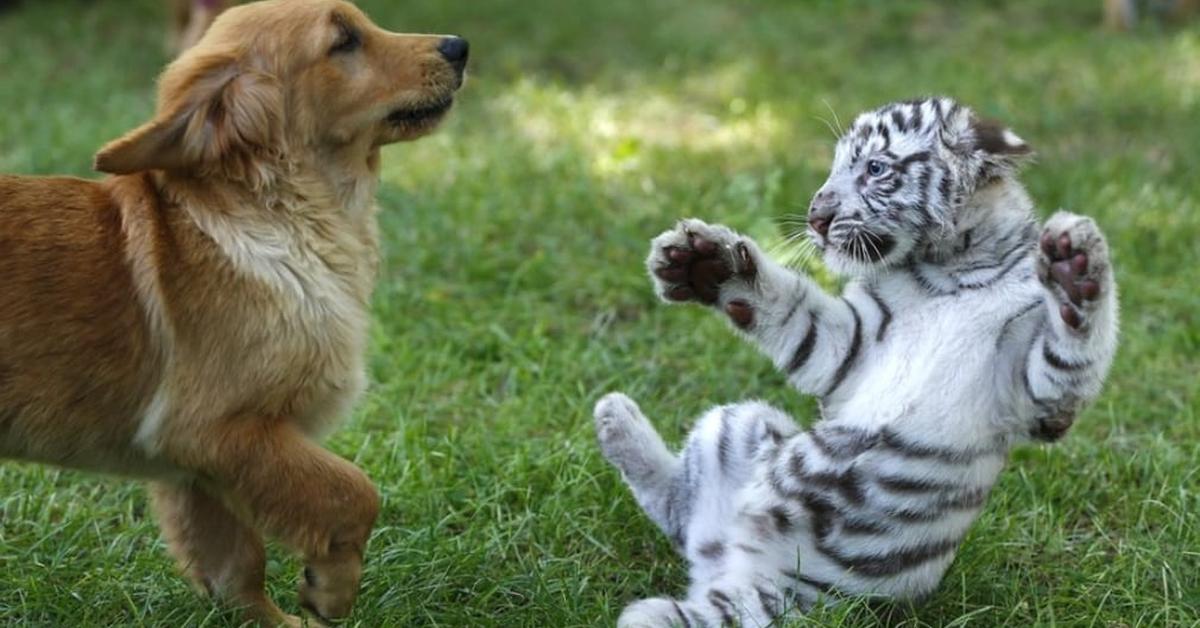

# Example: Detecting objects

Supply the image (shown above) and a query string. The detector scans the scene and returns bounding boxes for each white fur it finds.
[596,100,1118,627]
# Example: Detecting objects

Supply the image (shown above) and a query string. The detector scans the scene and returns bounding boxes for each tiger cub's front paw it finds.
[647,219,760,328]
[1037,212,1112,331]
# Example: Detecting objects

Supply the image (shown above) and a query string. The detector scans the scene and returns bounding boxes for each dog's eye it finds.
[330,24,362,55]
[866,160,887,177]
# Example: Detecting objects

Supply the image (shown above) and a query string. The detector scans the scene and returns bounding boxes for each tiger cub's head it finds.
[805,97,1032,274]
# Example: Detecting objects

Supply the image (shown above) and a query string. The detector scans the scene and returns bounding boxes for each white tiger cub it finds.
[594,97,1118,627]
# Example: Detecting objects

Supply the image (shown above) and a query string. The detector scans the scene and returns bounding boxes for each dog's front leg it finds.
[150,481,301,626]
[175,419,381,624]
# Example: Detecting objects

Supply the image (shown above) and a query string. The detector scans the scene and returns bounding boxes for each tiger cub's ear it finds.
[971,117,1033,179]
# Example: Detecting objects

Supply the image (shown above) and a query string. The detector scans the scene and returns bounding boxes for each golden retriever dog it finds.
[0,0,468,624]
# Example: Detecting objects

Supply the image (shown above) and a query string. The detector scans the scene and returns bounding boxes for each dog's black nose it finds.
[438,37,469,66]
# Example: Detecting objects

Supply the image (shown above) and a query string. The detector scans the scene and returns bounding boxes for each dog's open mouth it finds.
[386,99,454,126]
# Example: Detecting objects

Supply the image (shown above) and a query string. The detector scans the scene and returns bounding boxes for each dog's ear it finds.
[94,54,283,179]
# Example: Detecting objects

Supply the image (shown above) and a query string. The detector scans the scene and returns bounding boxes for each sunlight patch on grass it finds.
[494,76,789,177]
[1168,31,1200,105]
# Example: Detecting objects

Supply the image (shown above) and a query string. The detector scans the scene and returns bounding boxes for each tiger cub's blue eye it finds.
[867,160,887,177]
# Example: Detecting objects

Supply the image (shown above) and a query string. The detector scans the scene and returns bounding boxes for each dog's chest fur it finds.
[140,187,381,450]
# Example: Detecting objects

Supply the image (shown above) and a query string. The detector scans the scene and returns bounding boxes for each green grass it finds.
[1,0,1198,625]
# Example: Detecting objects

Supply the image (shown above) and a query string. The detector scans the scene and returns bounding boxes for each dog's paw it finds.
[1037,212,1111,331]
[647,219,760,328]
[297,552,361,625]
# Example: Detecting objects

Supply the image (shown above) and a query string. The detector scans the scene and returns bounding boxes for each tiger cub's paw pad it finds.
[1037,213,1110,330]
[648,219,756,306]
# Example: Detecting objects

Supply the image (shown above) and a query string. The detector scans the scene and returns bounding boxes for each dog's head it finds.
[95,0,467,183]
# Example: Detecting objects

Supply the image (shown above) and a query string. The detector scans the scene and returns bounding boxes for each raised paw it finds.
[1037,212,1111,330]
[594,393,674,481]
[647,219,758,306]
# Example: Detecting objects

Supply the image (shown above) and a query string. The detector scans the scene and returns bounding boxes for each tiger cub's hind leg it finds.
[594,395,799,550]
[595,393,684,540]
[675,401,798,587]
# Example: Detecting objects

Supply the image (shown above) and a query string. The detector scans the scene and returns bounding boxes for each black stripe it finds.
[786,314,819,373]
[735,542,765,555]
[750,512,777,539]
[788,445,807,479]
[671,601,693,628]
[995,299,1041,349]
[959,226,1033,273]
[707,589,736,625]
[883,486,990,521]
[864,287,892,342]
[958,229,974,254]
[817,537,959,578]
[777,291,806,330]
[768,462,801,500]
[823,300,863,397]
[841,516,891,535]
[937,171,952,207]
[797,574,836,595]
[669,453,700,547]
[884,506,946,523]
[944,100,962,125]
[876,475,965,494]
[697,540,725,560]
[799,491,837,539]
[782,569,837,596]
[1021,319,1052,408]
[807,430,831,457]
[716,408,732,473]
[880,428,996,464]
[916,165,936,224]
[880,175,903,195]
[958,245,1030,290]
[810,425,879,459]
[907,260,952,296]
[802,468,865,506]
[860,190,883,214]
[1043,343,1091,371]
[894,150,931,173]
[768,505,794,533]
[755,585,782,616]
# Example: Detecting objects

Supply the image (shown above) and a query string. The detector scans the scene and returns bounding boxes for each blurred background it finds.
[0,1,1197,626]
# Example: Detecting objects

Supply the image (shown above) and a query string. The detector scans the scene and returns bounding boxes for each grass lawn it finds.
[1,0,1198,625]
